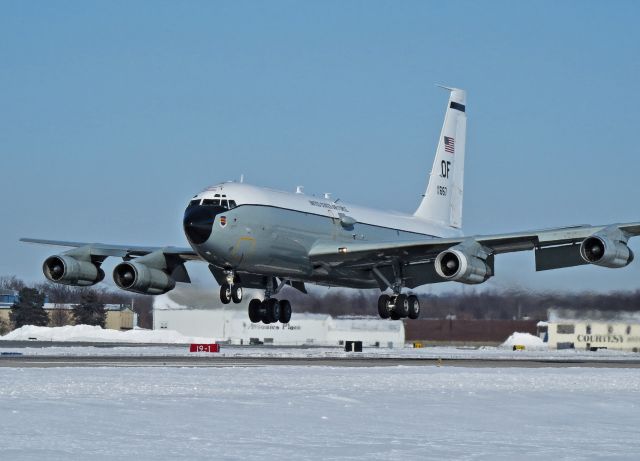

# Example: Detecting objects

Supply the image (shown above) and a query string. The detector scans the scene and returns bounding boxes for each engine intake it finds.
[435,244,493,285]
[43,255,105,286]
[113,261,176,295]
[580,235,634,268]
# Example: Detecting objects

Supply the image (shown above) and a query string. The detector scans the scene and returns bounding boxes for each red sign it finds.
[190,343,220,353]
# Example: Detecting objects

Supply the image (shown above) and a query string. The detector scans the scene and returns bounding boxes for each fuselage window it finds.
[190,199,201,206]
[212,199,221,206]
[221,200,229,208]
[202,199,215,206]
[229,200,237,209]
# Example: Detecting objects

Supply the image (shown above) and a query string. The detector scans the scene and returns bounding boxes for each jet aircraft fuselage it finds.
[183,182,460,289]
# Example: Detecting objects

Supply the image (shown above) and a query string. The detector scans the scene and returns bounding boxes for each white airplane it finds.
[22,87,639,324]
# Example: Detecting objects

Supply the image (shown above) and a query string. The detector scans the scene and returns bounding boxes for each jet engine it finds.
[113,261,176,295]
[43,255,105,286]
[580,233,634,268]
[435,242,493,284]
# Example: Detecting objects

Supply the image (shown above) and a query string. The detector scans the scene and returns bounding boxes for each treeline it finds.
[279,287,640,320]
[0,276,153,328]
[4,275,640,325]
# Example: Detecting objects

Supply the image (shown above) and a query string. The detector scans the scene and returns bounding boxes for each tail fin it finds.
[413,86,467,229]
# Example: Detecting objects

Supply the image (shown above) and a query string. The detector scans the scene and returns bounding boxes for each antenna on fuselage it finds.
[296,186,304,194]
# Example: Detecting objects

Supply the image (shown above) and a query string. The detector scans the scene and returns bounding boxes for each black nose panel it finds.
[183,205,224,245]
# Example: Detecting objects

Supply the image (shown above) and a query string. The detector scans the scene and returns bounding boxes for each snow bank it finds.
[501,332,547,349]
[0,325,216,344]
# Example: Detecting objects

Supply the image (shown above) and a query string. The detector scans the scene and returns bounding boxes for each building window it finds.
[626,325,632,335]
[607,325,614,334]
[557,324,575,334]
[586,325,592,334]
[160,321,168,329]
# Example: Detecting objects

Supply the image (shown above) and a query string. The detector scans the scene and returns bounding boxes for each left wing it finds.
[309,222,640,289]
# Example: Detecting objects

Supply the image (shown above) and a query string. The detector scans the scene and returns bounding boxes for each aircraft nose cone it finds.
[183,205,218,245]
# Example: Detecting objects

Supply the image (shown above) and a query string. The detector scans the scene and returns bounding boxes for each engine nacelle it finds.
[113,261,176,295]
[580,235,634,268]
[43,255,105,286]
[435,246,492,284]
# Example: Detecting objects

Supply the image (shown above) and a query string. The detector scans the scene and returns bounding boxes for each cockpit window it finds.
[198,197,236,209]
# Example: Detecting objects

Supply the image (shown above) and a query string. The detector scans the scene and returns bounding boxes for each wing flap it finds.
[535,244,589,271]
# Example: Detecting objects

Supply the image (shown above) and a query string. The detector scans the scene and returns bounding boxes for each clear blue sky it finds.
[1,1,639,293]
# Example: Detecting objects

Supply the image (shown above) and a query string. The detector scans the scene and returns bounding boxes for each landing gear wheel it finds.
[408,295,420,319]
[248,299,262,323]
[280,299,292,324]
[264,298,281,323]
[220,284,232,304]
[377,294,390,319]
[393,294,409,318]
[231,285,243,304]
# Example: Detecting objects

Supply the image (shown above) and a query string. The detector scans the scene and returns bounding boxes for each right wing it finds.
[20,238,201,287]
[20,238,200,260]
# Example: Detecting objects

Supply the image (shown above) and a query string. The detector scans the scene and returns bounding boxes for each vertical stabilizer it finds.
[414,87,466,229]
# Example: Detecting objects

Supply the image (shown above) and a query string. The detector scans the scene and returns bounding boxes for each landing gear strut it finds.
[373,264,420,320]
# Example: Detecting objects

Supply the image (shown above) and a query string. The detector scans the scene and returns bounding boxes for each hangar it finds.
[543,308,640,352]
[153,292,404,347]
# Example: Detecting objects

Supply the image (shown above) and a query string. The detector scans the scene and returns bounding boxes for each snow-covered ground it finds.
[0,366,638,460]
[0,325,215,344]
[2,325,639,362]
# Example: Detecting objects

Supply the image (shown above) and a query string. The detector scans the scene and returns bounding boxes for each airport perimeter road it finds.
[2,355,640,368]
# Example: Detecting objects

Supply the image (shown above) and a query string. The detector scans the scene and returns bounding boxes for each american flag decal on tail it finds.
[444,136,455,154]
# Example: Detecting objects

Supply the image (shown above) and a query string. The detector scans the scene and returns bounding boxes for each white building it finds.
[545,308,640,352]
[153,290,404,347]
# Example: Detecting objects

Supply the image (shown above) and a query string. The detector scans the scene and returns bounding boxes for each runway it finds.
[2,354,640,368]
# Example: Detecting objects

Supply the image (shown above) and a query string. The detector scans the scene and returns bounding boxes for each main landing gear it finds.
[377,293,420,320]
[248,298,292,324]
[219,272,293,324]
[248,277,292,324]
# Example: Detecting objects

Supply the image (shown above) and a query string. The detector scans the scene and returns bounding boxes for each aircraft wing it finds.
[308,222,640,288]
[20,238,200,260]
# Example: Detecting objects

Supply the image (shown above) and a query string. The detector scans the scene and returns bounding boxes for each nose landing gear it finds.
[219,271,243,304]
[220,283,243,304]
